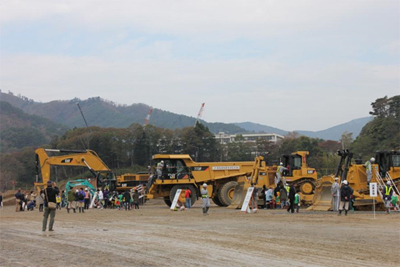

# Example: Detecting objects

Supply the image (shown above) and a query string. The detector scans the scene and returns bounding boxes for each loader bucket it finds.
[227,181,249,209]
[307,176,334,211]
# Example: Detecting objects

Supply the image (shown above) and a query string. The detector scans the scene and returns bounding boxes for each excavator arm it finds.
[35,148,116,191]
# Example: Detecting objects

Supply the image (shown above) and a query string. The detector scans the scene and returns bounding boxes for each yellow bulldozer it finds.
[309,150,400,211]
[229,151,318,208]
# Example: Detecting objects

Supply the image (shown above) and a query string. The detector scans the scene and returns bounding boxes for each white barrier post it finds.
[170,189,182,210]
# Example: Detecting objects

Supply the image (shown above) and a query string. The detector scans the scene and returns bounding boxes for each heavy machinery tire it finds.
[169,185,197,207]
[163,197,172,207]
[212,195,223,206]
[218,181,238,206]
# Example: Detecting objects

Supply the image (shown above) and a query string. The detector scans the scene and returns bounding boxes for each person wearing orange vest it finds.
[382,181,393,214]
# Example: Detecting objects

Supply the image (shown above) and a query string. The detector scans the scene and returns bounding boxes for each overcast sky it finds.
[0,1,399,131]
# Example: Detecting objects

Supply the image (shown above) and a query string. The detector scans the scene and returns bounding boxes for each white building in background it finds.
[215,132,284,144]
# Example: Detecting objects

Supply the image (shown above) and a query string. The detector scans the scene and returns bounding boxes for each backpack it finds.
[78,192,85,200]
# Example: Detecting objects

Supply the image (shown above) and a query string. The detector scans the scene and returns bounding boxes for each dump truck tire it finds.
[212,195,223,206]
[218,181,238,206]
[164,197,172,207]
[169,185,197,207]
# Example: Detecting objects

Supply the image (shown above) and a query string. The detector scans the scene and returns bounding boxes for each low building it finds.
[215,132,284,144]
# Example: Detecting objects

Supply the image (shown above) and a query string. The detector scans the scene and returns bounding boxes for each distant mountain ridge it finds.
[1,91,371,140]
[0,101,69,152]
[235,116,372,141]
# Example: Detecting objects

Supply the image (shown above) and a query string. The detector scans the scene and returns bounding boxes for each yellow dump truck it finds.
[147,151,318,207]
[309,150,400,211]
[146,154,255,206]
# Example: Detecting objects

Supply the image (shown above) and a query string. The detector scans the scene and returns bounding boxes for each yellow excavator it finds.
[309,150,400,211]
[229,151,318,208]
[35,148,117,192]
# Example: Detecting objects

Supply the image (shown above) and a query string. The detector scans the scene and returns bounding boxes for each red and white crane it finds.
[194,103,205,126]
[143,107,153,127]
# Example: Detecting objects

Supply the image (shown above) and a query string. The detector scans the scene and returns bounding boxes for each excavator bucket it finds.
[307,176,334,211]
[227,181,249,209]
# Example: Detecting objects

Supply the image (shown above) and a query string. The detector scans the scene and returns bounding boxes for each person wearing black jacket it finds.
[123,190,131,211]
[339,180,352,216]
[42,180,60,231]
[287,184,296,213]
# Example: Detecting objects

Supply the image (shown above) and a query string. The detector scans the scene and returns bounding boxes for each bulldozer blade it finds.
[307,176,334,211]
[227,181,248,209]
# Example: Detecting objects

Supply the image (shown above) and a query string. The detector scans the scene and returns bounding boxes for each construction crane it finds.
[194,103,205,126]
[143,107,153,127]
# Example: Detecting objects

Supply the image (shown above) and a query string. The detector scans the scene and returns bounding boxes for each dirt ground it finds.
[0,199,399,267]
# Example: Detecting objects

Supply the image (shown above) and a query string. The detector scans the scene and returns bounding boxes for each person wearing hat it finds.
[275,162,287,186]
[364,157,375,186]
[201,183,210,215]
[331,177,340,211]
[338,180,351,216]
[42,181,59,231]
[382,181,393,214]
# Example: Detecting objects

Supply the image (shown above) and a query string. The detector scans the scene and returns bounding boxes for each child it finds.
[275,192,281,209]
[56,194,61,210]
[294,190,300,213]
[391,193,398,211]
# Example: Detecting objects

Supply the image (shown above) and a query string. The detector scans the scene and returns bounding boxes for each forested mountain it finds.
[0,101,69,153]
[351,95,400,155]
[0,91,247,134]
[235,117,372,141]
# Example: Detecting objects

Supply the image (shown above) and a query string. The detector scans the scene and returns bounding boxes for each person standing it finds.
[84,188,90,209]
[103,189,109,209]
[265,187,274,209]
[37,190,44,212]
[78,188,85,213]
[15,188,23,212]
[185,187,192,209]
[133,189,140,210]
[383,181,393,214]
[364,157,375,186]
[294,190,300,213]
[338,180,351,216]
[123,190,131,211]
[67,187,76,213]
[287,184,296,213]
[0,194,2,210]
[331,177,340,211]
[201,183,210,215]
[98,189,104,209]
[279,185,288,209]
[275,163,287,185]
[56,194,61,210]
[42,181,59,231]
[61,190,66,208]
